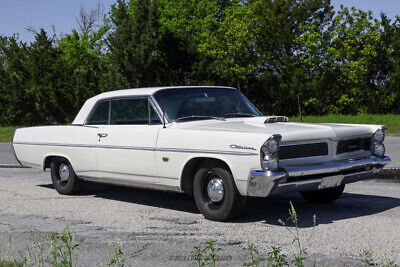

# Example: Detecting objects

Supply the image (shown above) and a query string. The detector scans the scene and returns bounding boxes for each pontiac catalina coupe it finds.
[12,86,391,221]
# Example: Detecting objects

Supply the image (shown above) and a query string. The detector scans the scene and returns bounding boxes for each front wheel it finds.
[193,161,246,221]
[300,185,345,204]
[50,158,83,195]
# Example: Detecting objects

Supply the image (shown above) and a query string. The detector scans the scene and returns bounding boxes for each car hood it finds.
[172,116,375,142]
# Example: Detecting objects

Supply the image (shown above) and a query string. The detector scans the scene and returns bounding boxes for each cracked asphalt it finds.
[0,167,400,266]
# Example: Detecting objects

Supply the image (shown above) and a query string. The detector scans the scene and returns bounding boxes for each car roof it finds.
[72,86,237,124]
[91,86,236,101]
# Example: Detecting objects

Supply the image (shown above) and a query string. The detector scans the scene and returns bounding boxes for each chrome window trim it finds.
[149,94,169,124]
[85,100,111,126]
[84,94,153,125]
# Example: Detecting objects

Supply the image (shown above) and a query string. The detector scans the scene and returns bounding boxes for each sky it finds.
[0,0,400,43]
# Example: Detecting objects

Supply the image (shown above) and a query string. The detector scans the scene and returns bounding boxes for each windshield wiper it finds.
[175,115,225,122]
[224,112,257,118]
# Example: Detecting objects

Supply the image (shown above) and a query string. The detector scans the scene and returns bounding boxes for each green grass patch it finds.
[0,127,17,143]
[290,114,400,135]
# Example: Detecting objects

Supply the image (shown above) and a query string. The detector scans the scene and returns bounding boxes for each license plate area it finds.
[318,175,344,189]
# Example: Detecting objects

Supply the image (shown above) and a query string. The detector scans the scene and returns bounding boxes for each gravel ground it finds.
[0,168,399,266]
[0,143,18,165]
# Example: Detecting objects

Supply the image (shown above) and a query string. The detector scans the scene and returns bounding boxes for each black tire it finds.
[300,185,345,204]
[50,157,83,195]
[193,161,246,221]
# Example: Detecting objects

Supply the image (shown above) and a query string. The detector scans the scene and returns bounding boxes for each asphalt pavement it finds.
[0,168,399,266]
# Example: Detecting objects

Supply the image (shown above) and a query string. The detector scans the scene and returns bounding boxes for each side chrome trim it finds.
[79,175,181,193]
[156,147,258,156]
[12,141,258,156]
[13,141,97,148]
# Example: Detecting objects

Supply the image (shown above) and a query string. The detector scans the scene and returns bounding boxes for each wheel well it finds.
[43,156,67,171]
[180,157,232,196]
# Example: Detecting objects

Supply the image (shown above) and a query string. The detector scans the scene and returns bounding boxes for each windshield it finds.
[153,87,263,122]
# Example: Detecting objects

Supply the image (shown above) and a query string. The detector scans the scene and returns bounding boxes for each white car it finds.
[12,86,390,221]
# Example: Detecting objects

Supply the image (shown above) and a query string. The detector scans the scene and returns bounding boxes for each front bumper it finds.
[248,156,391,197]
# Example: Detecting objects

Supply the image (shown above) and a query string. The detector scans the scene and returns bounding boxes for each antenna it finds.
[162,92,166,128]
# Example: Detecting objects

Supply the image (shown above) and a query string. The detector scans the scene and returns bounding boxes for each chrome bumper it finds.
[248,156,391,197]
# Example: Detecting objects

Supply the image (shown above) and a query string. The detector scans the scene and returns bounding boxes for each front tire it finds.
[193,161,246,221]
[50,158,83,195]
[300,185,345,204]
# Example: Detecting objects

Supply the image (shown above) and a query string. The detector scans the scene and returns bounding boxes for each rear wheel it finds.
[300,185,345,204]
[193,161,246,221]
[50,158,83,195]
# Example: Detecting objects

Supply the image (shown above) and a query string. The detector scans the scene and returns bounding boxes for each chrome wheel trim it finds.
[59,163,70,183]
[206,177,224,203]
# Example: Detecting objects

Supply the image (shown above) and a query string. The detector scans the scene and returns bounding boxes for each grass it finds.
[290,114,400,135]
[0,127,16,143]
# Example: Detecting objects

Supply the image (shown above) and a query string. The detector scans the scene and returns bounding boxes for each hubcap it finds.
[59,164,70,183]
[207,177,224,203]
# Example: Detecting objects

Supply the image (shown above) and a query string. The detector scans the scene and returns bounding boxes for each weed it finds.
[267,246,289,267]
[278,201,316,267]
[360,248,374,266]
[242,243,266,266]
[46,225,79,267]
[191,240,223,267]
[243,243,289,267]
[382,259,399,267]
[106,240,125,267]
[192,245,203,266]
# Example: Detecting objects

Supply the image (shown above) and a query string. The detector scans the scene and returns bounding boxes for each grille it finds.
[337,137,370,154]
[278,142,329,160]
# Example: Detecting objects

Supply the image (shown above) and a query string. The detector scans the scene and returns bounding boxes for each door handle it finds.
[98,133,108,138]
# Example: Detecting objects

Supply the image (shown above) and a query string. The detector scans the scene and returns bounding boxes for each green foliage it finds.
[0,127,17,142]
[46,226,80,267]
[360,248,374,266]
[191,239,223,267]
[242,243,289,267]
[106,240,125,267]
[2,0,400,125]
[278,201,316,267]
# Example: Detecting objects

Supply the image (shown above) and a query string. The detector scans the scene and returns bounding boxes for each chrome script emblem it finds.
[230,144,256,151]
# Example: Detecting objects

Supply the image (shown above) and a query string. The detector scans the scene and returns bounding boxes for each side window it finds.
[150,104,162,124]
[111,98,148,125]
[87,101,109,125]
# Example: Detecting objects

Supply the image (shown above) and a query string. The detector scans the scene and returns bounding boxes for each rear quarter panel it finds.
[13,125,98,174]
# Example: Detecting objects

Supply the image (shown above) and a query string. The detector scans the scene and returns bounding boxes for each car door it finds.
[93,96,163,180]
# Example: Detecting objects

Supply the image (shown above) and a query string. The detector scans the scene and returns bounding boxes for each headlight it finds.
[372,128,385,143]
[261,154,279,171]
[372,143,385,158]
[371,127,386,158]
[262,138,279,154]
[261,134,281,171]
